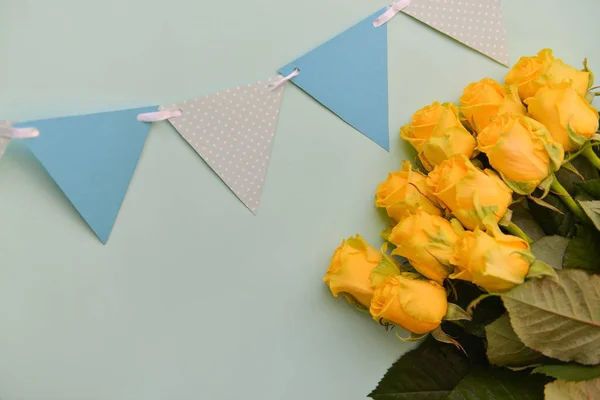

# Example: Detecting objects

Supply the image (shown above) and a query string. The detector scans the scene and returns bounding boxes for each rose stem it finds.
[550,179,588,222]
[582,146,600,170]
[505,222,533,244]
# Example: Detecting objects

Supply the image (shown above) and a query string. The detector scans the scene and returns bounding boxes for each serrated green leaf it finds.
[563,225,600,272]
[368,336,471,400]
[530,236,569,269]
[533,363,600,382]
[574,178,600,199]
[446,366,550,400]
[545,378,600,400]
[502,270,600,365]
[578,200,600,231]
[485,314,546,368]
[528,195,576,237]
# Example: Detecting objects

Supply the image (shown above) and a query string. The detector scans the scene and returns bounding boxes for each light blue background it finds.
[0,1,598,399]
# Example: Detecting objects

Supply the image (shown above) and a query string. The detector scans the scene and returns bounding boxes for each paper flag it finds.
[278,8,390,151]
[162,76,285,215]
[15,107,156,243]
[402,0,508,66]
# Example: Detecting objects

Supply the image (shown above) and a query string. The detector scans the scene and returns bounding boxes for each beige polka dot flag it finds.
[161,76,285,215]
[402,0,509,66]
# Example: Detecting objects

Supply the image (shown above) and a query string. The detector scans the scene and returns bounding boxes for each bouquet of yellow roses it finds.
[323,49,600,399]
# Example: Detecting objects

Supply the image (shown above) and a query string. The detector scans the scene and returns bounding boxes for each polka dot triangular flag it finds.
[402,0,509,66]
[162,76,285,215]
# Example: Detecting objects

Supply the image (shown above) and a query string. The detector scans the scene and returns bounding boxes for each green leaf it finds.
[545,378,600,400]
[563,225,600,272]
[511,204,546,242]
[578,200,600,231]
[533,363,600,382]
[368,336,471,400]
[574,178,600,199]
[502,269,600,365]
[446,366,550,400]
[485,314,546,368]
[530,236,569,269]
[528,194,576,237]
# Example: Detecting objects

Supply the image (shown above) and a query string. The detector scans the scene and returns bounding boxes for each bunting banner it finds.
[14,107,156,243]
[402,0,508,66]
[279,8,390,151]
[0,3,510,243]
[161,76,285,215]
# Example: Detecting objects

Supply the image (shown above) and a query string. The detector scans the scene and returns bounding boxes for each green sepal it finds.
[538,174,554,199]
[431,326,465,353]
[567,122,587,149]
[444,303,472,321]
[370,254,401,287]
[396,331,428,342]
[380,225,393,242]
[466,293,498,315]
[341,293,369,312]
[526,259,559,283]
[495,170,538,195]
[584,58,595,89]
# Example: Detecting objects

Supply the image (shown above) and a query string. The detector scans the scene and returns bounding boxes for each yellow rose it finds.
[323,235,382,308]
[525,84,599,151]
[505,49,591,100]
[450,225,531,293]
[375,161,442,222]
[388,208,457,284]
[400,101,446,149]
[459,78,526,133]
[370,275,448,334]
[401,102,476,171]
[477,114,564,194]
[426,155,513,230]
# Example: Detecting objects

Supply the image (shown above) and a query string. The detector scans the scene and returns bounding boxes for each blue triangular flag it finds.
[15,106,156,243]
[279,8,389,150]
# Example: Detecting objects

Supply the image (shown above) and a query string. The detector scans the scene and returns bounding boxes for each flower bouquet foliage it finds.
[323,49,600,399]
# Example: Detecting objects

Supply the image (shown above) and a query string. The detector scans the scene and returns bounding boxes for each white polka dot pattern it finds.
[0,121,12,159]
[402,0,509,66]
[161,76,285,215]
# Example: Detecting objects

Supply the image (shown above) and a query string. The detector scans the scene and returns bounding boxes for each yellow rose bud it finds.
[400,101,446,149]
[477,114,564,194]
[323,235,382,308]
[426,155,513,230]
[525,84,599,151]
[375,161,442,222]
[401,102,476,171]
[459,78,526,133]
[370,275,448,334]
[388,208,457,283]
[450,226,531,293]
[505,49,591,100]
